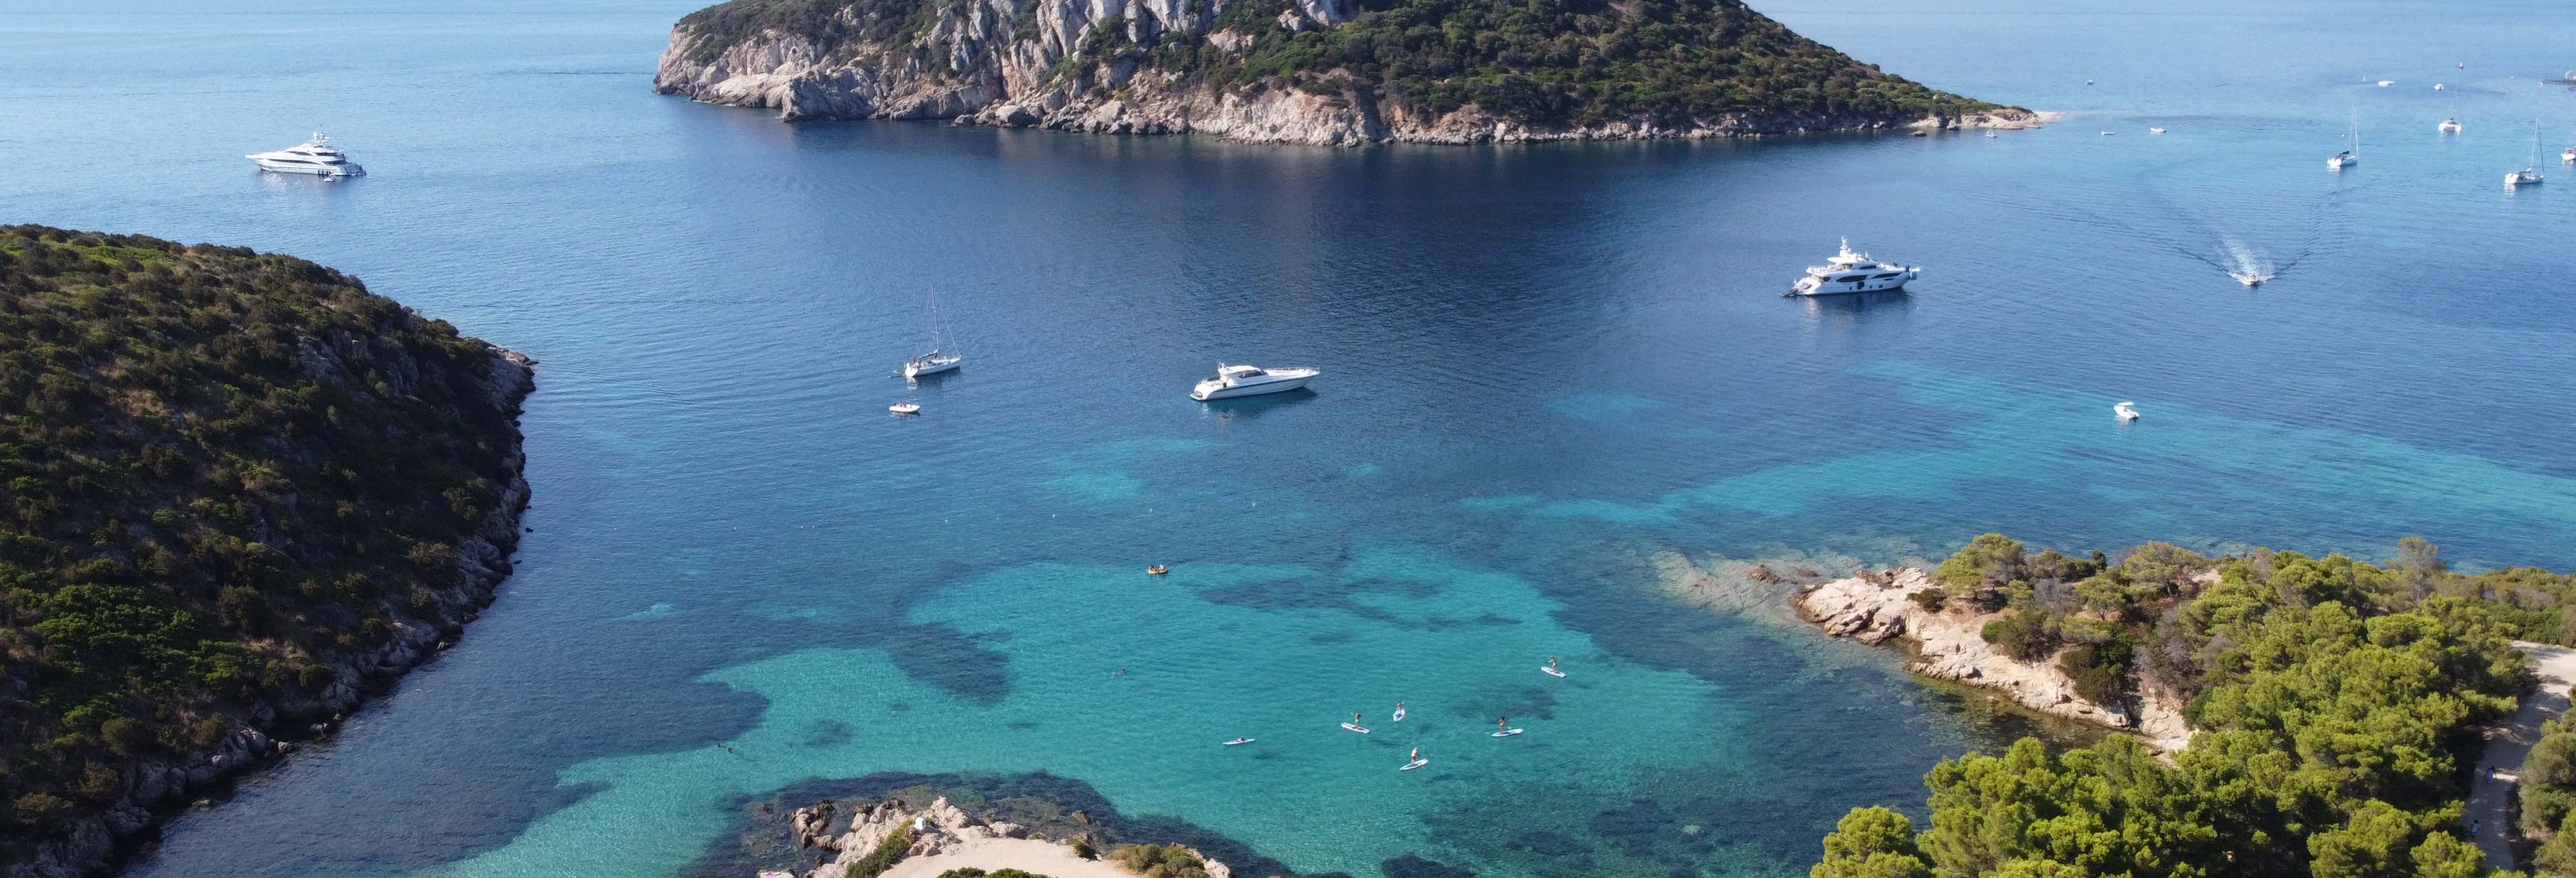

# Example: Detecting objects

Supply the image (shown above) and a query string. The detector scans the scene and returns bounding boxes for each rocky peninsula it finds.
[1795,568,2193,752]
[654,0,2041,145]
[0,227,534,878]
[777,796,1235,878]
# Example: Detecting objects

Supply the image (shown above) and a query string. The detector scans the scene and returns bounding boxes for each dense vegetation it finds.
[676,0,2008,128]
[1815,534,2572,878]
[936,870,1054,878]
[0,226,525,860]
[2524,721,2576,876]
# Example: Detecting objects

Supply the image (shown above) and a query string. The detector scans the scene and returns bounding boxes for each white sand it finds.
[878,838,1139,878]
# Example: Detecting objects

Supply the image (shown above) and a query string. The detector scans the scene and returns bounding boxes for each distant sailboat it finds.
[2507,122,2546,187]
[2329,108,2362,169]
[902,288,963,378]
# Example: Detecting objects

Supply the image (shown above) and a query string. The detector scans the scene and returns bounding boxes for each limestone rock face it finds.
[652,1,2042,146]
[1797,569,2193,753]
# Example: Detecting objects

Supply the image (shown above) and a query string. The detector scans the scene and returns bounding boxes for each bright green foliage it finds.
[1917,736,2217,878]
[846,825,916,878]
[674,0,2012,127]
[0,226,523,843]
[2526,721,2576,837]
[1934,533,2027,598]
[1110,843,1211,878]
[1819,533,2544,878]
[2542,812,2576,877]
[1812,806,1929,878]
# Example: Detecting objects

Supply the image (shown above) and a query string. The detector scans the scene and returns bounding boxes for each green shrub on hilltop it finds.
[0,225,522,848]
[1110,843,1211,878]
[846,825,916,878]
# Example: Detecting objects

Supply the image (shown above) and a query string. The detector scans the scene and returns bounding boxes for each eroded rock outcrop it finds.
[1797,569,2193,752]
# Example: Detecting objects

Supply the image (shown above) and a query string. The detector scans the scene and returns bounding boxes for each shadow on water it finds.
[682,771,1318,878]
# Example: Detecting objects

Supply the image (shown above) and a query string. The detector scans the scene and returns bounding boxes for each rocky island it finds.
[654,0,2040,145]
[0,227,533,878]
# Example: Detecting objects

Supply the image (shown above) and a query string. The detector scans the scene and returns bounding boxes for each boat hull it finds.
[251,159,363,177]
[1792,276,1913,296]
[904,358,961,378]
[1191,376,1312,401]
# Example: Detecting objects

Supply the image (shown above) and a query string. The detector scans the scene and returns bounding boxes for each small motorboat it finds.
[2376,80,2395,87]
[2114,401,2141,421]
[2100,130,2116,136]
[889,401,921,415]
[2230,272,2264,288]
[2434,83,2446,91]
[1146,564,1169,575]
[2150,127,2167,134]
[2440,118,2462,134]
[1224,737,1255,746]
[2563,146,2576,163]
[1984,131,1998,138]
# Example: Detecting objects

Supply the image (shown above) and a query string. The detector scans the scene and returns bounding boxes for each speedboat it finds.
[902,350,961,378]
[889,401,920,415]
[1191,363,1318,401]
[245,132,364,177]
[2114,401,2141,421]
[1787,239,1918,296]
[2434,83,2447,91]
[2150,127,2167,134]
[2376,80,2395,87]
[2100,130,2116,136]
[2562,146,2575,164]
[2440,118,2462,134]
[2230,272,2264,288]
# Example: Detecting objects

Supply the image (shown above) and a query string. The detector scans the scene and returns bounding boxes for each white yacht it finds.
[1788,240,1918,296]
[1190,363,1318,401]
[2114,401,2141,421]
[246,133,364,177]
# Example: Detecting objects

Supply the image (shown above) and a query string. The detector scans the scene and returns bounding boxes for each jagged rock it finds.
[1796,569,2194,753]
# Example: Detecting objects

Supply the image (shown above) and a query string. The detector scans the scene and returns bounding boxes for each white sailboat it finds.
[2329,108,2361,169]
[2507,122,2545,187]
[902,288,963,378]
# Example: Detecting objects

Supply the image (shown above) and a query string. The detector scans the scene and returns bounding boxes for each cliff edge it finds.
[653,0,2040,145]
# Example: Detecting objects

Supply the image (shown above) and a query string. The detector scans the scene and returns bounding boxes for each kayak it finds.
[1401,759,1428,771]
[1492,729,1524,737]
[1540,666,1566,678]
[1341,723,1370,734]
[1224,738,1255,746]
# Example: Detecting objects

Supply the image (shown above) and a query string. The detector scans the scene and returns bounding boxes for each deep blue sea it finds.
[6,1,2576,876]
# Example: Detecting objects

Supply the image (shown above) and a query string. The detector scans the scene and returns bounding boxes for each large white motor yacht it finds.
[1788,240,1918,296]
[1190,363,1318,401]
[246,133,364,177]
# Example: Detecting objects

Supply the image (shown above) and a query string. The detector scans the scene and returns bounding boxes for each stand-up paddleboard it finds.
[1540,666,1566,678]
[1401,759,1428,771]
[1492,728,1524,737]
[1341,723,1370,734]
[1224,738,1256,746]
[1392,707,1406,722]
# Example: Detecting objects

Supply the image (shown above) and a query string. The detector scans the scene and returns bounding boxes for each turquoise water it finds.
[7,1,2576,876]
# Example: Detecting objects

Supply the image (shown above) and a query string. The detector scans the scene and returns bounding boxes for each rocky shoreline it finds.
[779,796,1235,878]
[1794,568,2192,752]
[652,8,2049,147]
[8,348,536,878]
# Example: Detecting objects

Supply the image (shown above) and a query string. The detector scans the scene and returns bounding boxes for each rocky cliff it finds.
[1797,569,2193,752]
[654,0,2040,145]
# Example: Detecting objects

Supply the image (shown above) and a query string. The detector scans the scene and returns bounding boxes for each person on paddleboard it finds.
[1354,712,1364,727]
[1498,716,1508,733]
[1410,748,1419,763]
[1548,657,1558,671]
